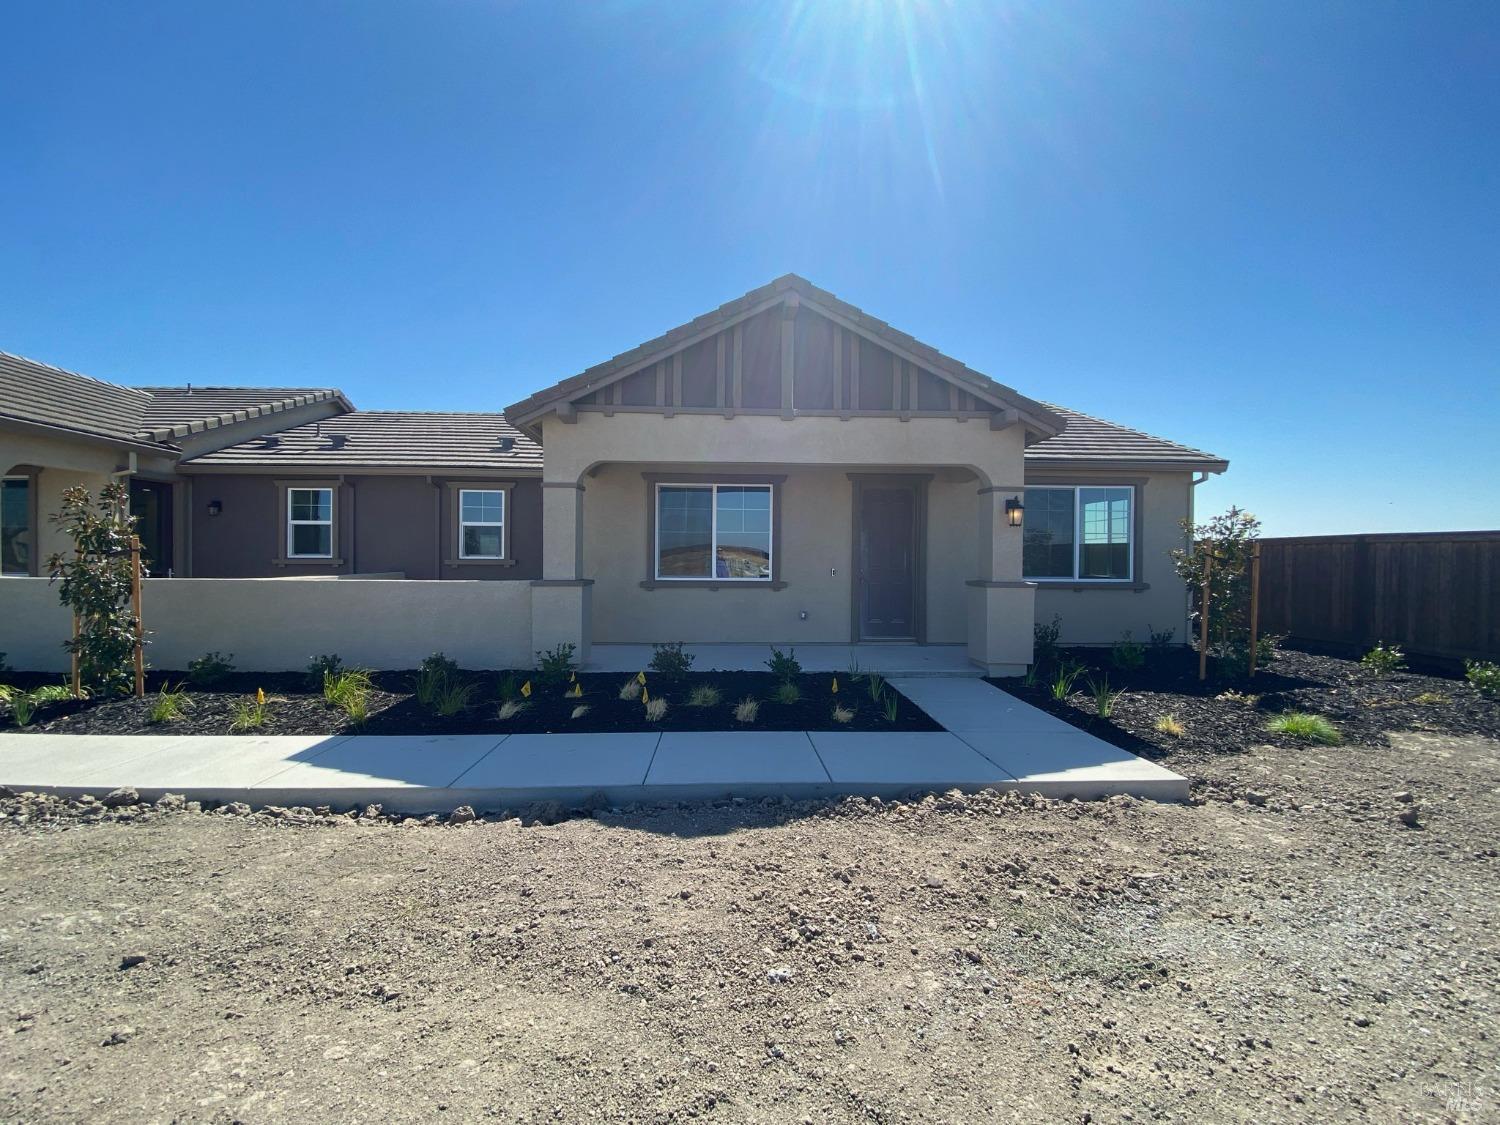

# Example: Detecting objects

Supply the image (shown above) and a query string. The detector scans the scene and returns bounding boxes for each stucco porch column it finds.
[965,485,1035,676]
[531,481,592,664]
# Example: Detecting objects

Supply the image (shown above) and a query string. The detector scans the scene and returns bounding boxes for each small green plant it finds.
[1147,625,1176,651]
[8,691,38,727]
[149,683,192,724]
[733,696,760,724]
[570,703,590,720]
[432,677,477,717]
[865,672,887,704]
[648,642,695,680]
[643,697,669,722]
[686,684,722,708]
[832,704,855,724]
[881,692,899,723]
[765,645,801,682]
[1022,663,1040,688]
[534,643,578,688]
[420,652,460,681]
[1464,660,1499,699]
[1086,674,1124,718]
[1360,643,1406,677]
[496,674,524,703]
[30,684,74,703]
[771,680,801,705]
[1216,689,1261,708]
[1412,691,1449,706]
[306,653,343,689]
[0,684,12,704]
[1050,660,1084,702]
[497,699,530,721]
[324,668,374,725]
[1033,614,1062,664]
[229,695,269,732]
[1153,713,1184,737]
[188,651,235,688]
[618,677,643,701]
[845,652,866,684]
[1110,632,1145,671]
[1265,711,1340,744]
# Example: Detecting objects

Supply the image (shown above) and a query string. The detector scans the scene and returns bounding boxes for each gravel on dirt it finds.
[1,715,1496,1121]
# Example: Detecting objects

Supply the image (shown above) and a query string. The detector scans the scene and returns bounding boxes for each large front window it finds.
[2,476,31,575]
[1022,486,1133,581]
[287,487,333,558]
[655,484,772,581]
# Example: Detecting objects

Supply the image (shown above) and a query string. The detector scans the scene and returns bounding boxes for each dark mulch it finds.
[989,644,1500,765]
[6,669,938,736]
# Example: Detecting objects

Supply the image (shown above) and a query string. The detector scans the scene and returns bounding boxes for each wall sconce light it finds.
[1005,496,1024,527]
[207,500,223,518]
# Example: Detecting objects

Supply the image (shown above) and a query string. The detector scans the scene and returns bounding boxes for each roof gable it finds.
[504,275,1062,439]
[136,386,352,442]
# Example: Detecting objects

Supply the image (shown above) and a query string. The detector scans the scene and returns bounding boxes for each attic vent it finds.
[326,434,349,450]
[498,437,515,453]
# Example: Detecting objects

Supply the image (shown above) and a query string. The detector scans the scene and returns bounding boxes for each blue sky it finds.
[2,1,1496,536]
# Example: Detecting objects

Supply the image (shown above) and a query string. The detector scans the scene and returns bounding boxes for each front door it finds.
[129,480,174,577]
[857,484,917,640]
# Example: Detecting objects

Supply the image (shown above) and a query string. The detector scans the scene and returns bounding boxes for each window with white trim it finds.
[655,484,772,581]
[287,487,334,558]
[459,489,505,559]
[1022,486,1133,581]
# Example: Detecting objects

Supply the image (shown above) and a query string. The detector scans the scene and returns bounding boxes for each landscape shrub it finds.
[1153,713,1185,737]
[832,704,855,724]
[229,694,269,733]
[1086,674,1124,718]
[686,684,721,708]
[880,693,899,723]
[45,482,142,698]
[306,653,343,689]
[1050,661,1084,702]
[535,643,577,688]
[1110,632,1145,670]
[569,703,590,720]
[1265,711,1340,744]
[765,645,801,682]
[1170,506,1261,676]
[643,697,669,722]
[431,678,476,717]
[1360,643,1406,676]
[149,684,191,724]
[323,668,374,724]
[648,642,695,680]
[1147,625,1176,651]
[188,651,235,688]
[1465,660,1499,699]
[733,697,760,723]
[497,700,529,721]
[771,681,801,706]
[618,677,643,701]
[1033,614,1062,665]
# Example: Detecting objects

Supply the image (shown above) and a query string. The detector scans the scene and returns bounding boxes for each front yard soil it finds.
[2,722,1497,1120]
[5,670,939,736]
[989,645,1500,771]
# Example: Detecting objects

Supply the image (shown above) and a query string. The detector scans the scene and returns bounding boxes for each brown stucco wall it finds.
[188,473,541,580]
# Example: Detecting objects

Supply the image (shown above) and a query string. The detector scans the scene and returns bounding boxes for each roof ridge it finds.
[138,385,342,394]
[0,349,154,401]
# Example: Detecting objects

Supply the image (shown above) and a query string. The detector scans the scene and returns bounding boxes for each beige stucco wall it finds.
[0,577,534,673]
[1030,470,1195,646]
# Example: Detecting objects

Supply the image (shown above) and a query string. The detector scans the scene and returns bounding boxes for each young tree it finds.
[1170,506,1261,675]
[46,482,142,697]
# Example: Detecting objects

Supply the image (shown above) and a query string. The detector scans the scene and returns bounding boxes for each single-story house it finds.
[1,275,1226,673]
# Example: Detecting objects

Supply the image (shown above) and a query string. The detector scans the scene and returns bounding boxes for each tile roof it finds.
[1026,404,1227,469]
[504,274,1062,435]
[0,350,154,445]
[181,411,543,472]
[136,386,349,442]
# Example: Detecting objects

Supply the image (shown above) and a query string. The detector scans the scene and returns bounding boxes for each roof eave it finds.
[0,412,178,458]
[1024,455,1229,474]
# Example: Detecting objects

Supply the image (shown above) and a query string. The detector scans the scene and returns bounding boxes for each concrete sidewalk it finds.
[0,681,1187,812]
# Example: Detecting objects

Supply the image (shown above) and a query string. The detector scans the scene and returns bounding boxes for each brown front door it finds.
[857,484,917,640]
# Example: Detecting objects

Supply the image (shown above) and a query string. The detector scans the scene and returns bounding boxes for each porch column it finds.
[531,481,592,665]
[966,485,1034,676]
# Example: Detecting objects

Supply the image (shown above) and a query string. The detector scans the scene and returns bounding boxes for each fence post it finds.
[1198,548,1212,682]
[1248,541,1262,678]
[131,535,144,698]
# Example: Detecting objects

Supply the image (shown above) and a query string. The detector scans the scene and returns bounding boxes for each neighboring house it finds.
[1,275,1227,672]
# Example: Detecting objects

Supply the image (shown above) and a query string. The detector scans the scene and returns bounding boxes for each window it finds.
[287,487,334,558]
[655,484,772,581]
[1022,486,1133,581]
[459,489,505,559]
[2,475,31,576]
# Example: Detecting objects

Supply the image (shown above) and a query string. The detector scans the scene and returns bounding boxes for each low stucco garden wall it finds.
[0,577,534,673]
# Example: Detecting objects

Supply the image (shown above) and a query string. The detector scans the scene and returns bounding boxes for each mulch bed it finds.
[4,669,939,736]
[989,644,1499,765]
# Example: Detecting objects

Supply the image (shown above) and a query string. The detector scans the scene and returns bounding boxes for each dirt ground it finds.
[2,728,1497,1122]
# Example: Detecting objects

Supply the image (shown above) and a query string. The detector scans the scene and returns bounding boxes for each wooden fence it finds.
[1257,531,1500,664]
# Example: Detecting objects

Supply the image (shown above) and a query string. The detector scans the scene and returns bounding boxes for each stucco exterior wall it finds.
[0,576,534,672]
[1030,470,1195,646]
[188,474,542,580]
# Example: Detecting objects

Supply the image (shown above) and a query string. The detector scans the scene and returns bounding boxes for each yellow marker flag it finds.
[569,670,576,683]
[571,682,582,698]
[641,686,650,704]
[520,680,532,698]
[256,687,265,705]
[831,677,839,695]
[636,671,647,685]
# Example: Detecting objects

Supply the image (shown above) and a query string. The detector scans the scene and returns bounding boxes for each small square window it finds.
[458,489,505,560]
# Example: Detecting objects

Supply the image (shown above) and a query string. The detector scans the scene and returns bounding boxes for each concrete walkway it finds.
[0,681,1187,812]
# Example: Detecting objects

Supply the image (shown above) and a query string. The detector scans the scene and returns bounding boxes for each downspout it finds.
[1188,471,1211,639]
[110,451,138,481]
[345,476,355,575]
[430,475,442,580]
